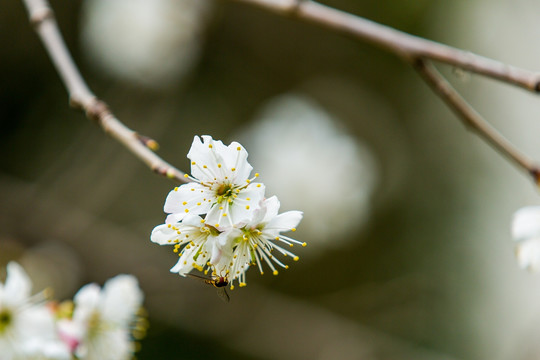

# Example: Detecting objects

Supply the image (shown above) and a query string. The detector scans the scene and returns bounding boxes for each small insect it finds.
[186,272,230,303]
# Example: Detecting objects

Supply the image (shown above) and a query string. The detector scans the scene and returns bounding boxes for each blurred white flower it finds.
[229,196,304,288]
[0,262,69,360]
[236,94,378,251]
[80,0,210,89]
[164,135,265,228]
[512,206,540,271]
[58,275,144,360]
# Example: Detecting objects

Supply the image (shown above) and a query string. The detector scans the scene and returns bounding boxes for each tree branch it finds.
[227,0,540,92]
[412,59,540,180]
[21,0,188,183]
[225,0,540,183]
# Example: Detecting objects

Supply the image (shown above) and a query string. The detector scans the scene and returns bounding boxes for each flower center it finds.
[215,183,233,203]
[0,309,12,334]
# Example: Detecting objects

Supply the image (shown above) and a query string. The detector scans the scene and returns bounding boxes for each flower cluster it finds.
[0,262,145,360]
[151,135,304,289]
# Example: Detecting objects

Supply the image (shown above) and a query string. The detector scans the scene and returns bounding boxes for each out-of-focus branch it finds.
[20,0,188,183]
[412,59,540,179]
[227,0,540,92]
[225,0,540,182]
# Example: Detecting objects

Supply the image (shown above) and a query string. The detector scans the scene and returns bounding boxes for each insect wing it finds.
[216,287,230,303]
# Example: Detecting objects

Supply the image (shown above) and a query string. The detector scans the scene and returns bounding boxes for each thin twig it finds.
[412,59,540,179]
[226,0,540,182]
[21,0,188,183]
[227,0,540,92]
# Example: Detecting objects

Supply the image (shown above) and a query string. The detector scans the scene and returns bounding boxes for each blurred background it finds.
[2,0,540,359]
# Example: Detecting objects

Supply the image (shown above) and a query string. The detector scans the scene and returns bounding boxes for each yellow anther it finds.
[255,173,259,177]
[230,285,235,290]
[174,187,179,191]
[203,165,207,168]
[246,197,251,201]
[274,236,279,240]
[173,248,178,253]
[302,242,307,247]
[217,164,222,168]
[285,265,289,269]
[233,255,237,259]
[191,161,196,165]
[291,228,297,232]
[228,199,233,203]
[293,256,299,261]
[200,219,205,223]
[260,271,264,275]
[184,209,189,213]
[246,205,250,210]
[184,174,189,178]
[283,253,287,257]
[182,201,187,205]
[190,188,195,191]
[215,224,219,227]
[237,146,241,151]
[209,144,213,148]
[197,202,201,206]
[231,167,236,171]
[256,184,261,188]
[219,206,223,210]
[167,224,171,228]
[273,270,278,276]
[176,231,181,235]
[246,179,251,183]
[253,244,258,249]
[239,282,247,287]
[222,213,227,217]
[289,244,294,247]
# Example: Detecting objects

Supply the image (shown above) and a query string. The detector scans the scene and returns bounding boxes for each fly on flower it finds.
[186,273,230,303]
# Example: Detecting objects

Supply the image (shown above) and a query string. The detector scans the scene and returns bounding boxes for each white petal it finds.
[266,210,303,232]
[512,206,540,240]
[166,213,184,224]
[3,262,32,307]
[150,224,178,245]
[261,196,280,223]
[163,183,212,216]
[100,275,143,326]
[223,141,252,183]
[226,183,266,225]
[188,136,226,181]
[515,237,540,272]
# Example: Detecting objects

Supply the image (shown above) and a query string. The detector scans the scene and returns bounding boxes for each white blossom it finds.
[151,214,236,277]
[57,275,144,360]
[228,196,304,288]
[512,206,540,271]
[164,135,265,228]
[0,262,69,360]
